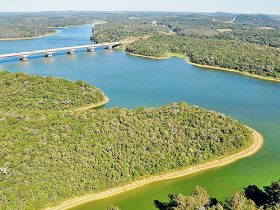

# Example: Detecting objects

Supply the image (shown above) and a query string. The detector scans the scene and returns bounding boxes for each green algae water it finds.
[0,26,279,210]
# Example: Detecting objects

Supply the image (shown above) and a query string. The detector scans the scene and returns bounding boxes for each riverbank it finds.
[189,62,280,83]
[47,127,263,210]
[75,95,109,112]
[0,31,59,41]
[127,52,280,83]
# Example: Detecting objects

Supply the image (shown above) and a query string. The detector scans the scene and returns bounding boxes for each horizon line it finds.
[0,10,279,16]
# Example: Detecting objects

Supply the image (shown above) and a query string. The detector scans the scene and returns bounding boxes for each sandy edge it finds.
[127,52,280,83]
[46,127,263,210]
[75,96,109,112]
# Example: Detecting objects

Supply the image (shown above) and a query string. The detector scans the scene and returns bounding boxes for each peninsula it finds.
[0,72,261,210]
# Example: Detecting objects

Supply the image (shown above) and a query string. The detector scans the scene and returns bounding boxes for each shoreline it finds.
[127,52,170,60]
[51,24,93,29]
[47,127,263,210]
[75,95,109,112]
[127,52,280,83]
[0,31,59,41]
[189,62,280,83]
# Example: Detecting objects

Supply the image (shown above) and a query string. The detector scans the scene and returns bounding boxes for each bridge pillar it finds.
[106,45,113,50]
[20,55,29,61]
[87,47,95,52]
[45,52,53,57]
[67,49,75,55]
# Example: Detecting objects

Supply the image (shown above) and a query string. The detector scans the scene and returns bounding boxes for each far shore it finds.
[75,95,109,112]
[52,21,106,29]
[0,21,105,41]
[127,52,280,83]
[51,24,93,29]
[0,31,59,41]
[47,127,263,210]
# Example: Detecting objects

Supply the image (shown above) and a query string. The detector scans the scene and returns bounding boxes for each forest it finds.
[0,73,252,209]
[92,20,171,43]
[217,28,280,48]
[158,19,280,48]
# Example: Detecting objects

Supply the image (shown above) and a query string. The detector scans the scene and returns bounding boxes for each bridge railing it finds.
[0,42,122,61]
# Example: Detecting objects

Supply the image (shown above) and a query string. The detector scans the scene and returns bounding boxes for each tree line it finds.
[107,179,280,210]
[154,179,280,210]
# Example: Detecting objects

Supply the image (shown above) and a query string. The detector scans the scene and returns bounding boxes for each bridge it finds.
[0,42,122,61]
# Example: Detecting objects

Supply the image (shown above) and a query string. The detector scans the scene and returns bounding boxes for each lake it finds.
[0,26,279,210]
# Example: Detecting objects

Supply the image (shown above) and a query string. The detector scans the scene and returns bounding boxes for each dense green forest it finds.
[217,28,280,48]
[0,71,106,111]
[234,14,280,29]
[158,18,280,48]
[0,73,252,209]
[126,35,280,79]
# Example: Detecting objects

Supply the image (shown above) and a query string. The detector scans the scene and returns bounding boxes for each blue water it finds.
[0,26,279,210]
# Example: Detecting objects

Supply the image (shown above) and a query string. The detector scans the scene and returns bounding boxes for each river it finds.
[0,26,279,210]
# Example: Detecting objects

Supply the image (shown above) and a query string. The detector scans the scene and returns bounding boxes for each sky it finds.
[1,0,280,15]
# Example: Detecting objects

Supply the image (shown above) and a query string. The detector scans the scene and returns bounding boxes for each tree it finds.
[185,186,210,209]
[264,180,280,207]
[244,185,268,206]
[106,204,121,210]
[224,192,256,210]
[155,186,211,210]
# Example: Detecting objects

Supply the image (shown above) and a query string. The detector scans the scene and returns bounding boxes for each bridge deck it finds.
[0,42,121,59]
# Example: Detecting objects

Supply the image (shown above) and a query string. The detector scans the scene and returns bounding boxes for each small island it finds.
[0,72,262,210]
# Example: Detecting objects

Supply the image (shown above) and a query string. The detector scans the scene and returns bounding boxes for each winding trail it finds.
[47,127,263,210]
